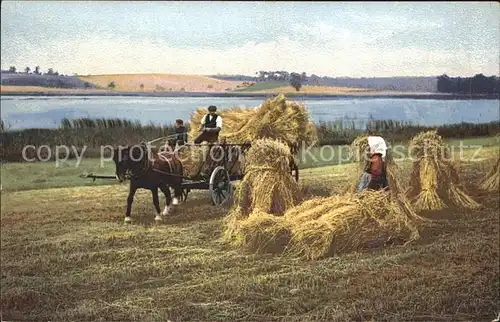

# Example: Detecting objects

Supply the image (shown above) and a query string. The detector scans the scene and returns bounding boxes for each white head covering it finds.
[367,136,387,157]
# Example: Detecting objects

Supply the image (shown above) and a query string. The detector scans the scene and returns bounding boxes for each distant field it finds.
[1,74,384,95]
[234,81,288,92]
[248,84,377,94]
[235,82,376,94]
[78,74,245,92]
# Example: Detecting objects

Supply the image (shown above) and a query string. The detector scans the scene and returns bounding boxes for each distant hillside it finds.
[210,74,439,92]
[78,74,245,92]
[0,72,96,89]
[1,71,440,94]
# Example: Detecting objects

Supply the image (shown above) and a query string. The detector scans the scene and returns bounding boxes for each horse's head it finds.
[113,145,130,182]
[112,143,150,182]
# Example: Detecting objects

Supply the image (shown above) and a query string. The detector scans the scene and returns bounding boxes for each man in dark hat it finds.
[174,119,187,147]
[166,119,187,150]
[194,105,222,144]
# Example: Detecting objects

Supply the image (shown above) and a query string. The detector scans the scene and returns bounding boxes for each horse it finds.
[112,142,184,223]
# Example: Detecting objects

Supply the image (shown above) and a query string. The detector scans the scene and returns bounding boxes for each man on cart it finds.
[173,119,187,147]
[193,105,222,144]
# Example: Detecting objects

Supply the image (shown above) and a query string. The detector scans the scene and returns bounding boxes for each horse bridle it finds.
[124,144,152,179]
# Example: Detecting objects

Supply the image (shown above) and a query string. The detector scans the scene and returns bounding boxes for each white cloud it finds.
[2,32,498,77]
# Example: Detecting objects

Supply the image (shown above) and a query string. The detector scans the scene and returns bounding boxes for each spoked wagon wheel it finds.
[209,166,233,206]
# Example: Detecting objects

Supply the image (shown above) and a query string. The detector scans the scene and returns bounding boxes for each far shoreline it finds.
[1,89,499,100]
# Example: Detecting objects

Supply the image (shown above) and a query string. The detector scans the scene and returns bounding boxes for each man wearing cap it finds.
[174,119,187,147]
[194,105,222,144]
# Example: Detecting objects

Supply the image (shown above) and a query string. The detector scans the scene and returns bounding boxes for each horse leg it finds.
[159,185,172,216]
[125,184,137,224]
[173,185,183,205]
[151,187,163,222]
[172,189,180,206]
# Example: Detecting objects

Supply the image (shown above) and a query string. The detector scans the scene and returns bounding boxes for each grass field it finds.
[234,82,288,92]
[2,78,378,95]
[249,85,376,94]
[1,142,499,321]
[234,82,375,94]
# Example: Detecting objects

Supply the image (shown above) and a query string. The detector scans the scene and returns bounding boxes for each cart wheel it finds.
[209,166,233,206]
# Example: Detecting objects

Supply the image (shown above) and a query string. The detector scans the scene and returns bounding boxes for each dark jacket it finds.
[174,125,187,145]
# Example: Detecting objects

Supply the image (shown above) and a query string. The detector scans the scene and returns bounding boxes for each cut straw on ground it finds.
[224,135,424,260]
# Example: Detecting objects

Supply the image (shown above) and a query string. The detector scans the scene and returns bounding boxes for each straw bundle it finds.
[226,210,291,254]
[408,130,480,211]
[223,139,302,252]
[284,190,421,260]
[175,144,207,177]
[283,195,355,225]
[348,135,371,193]
[188,94,317,147]
[174,143,246,178]
[225,190,423,259]
[183,95,316,179]
[413,157,446,210]
[233,138,302,217]
[480,157,500,192]
[188,106,257,143]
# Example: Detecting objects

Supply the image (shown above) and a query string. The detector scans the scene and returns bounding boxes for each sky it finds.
[1,1,499,77]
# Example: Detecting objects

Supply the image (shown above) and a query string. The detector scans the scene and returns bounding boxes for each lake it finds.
[1,96,499,130]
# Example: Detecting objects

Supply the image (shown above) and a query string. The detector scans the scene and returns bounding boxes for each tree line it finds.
[437,74,500,94]
[6,66,65,76]
[255,71,312,91]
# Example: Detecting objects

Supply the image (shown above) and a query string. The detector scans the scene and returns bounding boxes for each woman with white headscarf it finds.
[358,136,389,192]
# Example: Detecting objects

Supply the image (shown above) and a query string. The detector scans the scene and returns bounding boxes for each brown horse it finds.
[113,142,184,223]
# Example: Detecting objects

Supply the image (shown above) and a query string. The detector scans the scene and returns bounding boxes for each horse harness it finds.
[155,152,174,174]
[125,145,175,179]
